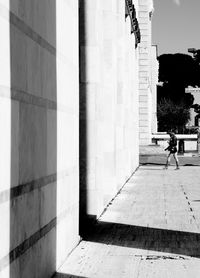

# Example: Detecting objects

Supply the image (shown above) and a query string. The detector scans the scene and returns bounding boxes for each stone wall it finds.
[79,0,139,226]
[0,0,141,277]
[0,1,79,277]
[138,0,154,145]
[151,45,158,133]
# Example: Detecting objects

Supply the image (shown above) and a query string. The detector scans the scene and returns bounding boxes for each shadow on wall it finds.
[79,0,96,236]
[9,1,57,277]
[79,0,87,235]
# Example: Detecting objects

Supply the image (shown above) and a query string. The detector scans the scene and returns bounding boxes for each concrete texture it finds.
[79,0,140,227]
[0,1,79,277]
[56,164,200,278]
[0,0,146,277]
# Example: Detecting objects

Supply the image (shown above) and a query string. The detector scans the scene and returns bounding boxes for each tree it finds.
[187,49,200,126]
[157,53,200,131]
[157,99,190,132]
[191,103,200,126]
[157,53,200,106]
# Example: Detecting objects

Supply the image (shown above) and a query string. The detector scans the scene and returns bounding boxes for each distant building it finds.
[151,45,159,133]
[185,87,200,126]
[138,0,158,145]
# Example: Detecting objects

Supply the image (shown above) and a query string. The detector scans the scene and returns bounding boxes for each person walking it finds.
[164,131,180,170]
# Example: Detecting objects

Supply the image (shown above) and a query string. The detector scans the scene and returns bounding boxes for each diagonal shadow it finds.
[54,273,86,278]
[84,221,200,258]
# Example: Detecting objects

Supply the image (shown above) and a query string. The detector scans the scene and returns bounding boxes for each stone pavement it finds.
[55,160,200,277]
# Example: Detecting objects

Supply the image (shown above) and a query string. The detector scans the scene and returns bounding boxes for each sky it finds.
[152,0,200,56]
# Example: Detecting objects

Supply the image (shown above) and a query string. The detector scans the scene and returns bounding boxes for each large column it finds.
[56,0,80,269]
[0,2,11,278]
[0,1,79,277]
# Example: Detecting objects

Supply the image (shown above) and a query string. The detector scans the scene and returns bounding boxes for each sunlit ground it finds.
[56,166,200,278]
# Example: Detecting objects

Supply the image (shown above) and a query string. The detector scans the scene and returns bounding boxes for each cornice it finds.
[125,0,141,48]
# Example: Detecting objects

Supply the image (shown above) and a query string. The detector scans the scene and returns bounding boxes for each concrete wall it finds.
[0,0,140,276]
[0,1,79,277]
[79,0,139,226]
[138,0,154,145]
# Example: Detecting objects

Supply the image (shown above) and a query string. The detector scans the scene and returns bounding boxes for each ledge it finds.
[125,0,141,48]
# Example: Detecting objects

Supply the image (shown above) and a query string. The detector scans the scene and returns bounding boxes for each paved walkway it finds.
[56,164,200,278]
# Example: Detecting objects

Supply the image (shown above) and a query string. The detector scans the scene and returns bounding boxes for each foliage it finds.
[158,53,200,87]
[157,98,190,132]
[157,53,200,107]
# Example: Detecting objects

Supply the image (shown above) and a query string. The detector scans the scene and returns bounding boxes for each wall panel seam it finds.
[0,204,79,272]
[0,167,78,204]
[0,3,77,67]
[0,86,78,114]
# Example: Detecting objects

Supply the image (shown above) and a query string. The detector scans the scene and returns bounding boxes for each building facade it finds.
[138,0,157,144]
[79,0,141,229]
[185,87,200,126]
[151,45,159,133]
[0,1,155,277]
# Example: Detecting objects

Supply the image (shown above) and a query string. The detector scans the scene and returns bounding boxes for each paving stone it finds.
[56,165,200,278]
